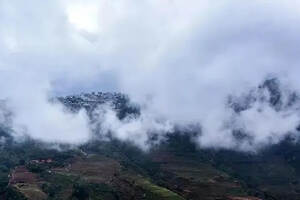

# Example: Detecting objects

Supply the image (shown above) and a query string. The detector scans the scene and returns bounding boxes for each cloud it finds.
[90,103,173,150]
[0,0,300,150]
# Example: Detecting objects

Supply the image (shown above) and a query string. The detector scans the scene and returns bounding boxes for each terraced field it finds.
[2,134,298,200]
[4,150,260,200]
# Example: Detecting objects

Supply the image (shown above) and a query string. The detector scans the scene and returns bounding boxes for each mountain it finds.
[1,80,300,199]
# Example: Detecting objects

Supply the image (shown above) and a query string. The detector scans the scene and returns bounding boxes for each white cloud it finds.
[0,0,300,150]
[90,104,173,150]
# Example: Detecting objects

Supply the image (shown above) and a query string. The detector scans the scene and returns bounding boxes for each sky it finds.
[1,0,300,151]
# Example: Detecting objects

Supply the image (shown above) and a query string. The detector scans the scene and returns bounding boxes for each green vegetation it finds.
[4,186,27,200]
[136,178,185,200]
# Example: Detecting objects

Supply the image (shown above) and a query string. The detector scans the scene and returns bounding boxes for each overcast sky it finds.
[1,0,300,150]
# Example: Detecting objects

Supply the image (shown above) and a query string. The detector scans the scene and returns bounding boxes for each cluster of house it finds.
[30,158,53,164]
